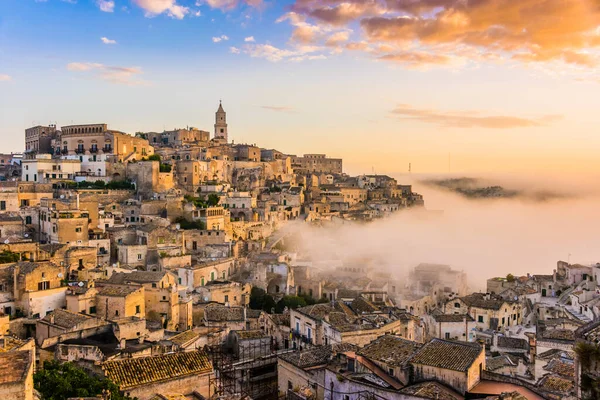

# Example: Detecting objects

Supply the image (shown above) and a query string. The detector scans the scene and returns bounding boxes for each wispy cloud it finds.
[244,36,255,42]
[200,0,263,11]
[212,35,229,43]
[390,104,562,129]
[260,105,294,112]
[66,62,147,86]
[132,0,189,19]
[100,37,117,45]
[244,43,326,62]
[0,74,12,82]
[96,0,114,12]
[229,46,241,54]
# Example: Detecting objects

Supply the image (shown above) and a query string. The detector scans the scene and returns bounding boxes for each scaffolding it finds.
[207,335,280,400]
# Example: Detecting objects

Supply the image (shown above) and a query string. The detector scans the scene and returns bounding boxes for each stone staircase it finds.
[564,305,592,323]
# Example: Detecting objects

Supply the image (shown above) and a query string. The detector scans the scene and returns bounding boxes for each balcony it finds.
[75,148,86,155]
[103,147,112,153]
[89,147,98,154]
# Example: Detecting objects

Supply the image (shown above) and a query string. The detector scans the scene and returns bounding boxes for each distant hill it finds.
[422,177,568,201]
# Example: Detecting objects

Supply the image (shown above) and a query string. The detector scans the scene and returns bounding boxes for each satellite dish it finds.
[24,234,29,238]
[4,240,9,244]
[57,273,63,278]
[78,282,84,287]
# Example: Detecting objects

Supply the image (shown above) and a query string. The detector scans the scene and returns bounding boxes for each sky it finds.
[1,0,600,177]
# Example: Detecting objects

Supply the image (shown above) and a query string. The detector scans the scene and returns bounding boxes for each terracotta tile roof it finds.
[486,355,516,371]
[269,313,290,326]
[279,346,332,369]
[16,261,59,275]
[540,329,575,342]
[204,305,244,322]
[350,297,379,314]
[295,304,335,321]
[400,381,462,400]
[97,285,140,297]
[358,335,421,367]
[246,309,261,319]
[169,330,200,346]
[0,336,27,353]
[543,358,575,379]
[234,330,267,340]
[497,336,528,350]
[459,293,513,310]
[107,271,170,284]
[42,309,97,329]
[337,289,360,299]
[537,349,574,361]
[537,375,574,394]
[103,351,212,390]
[409,339,483,372]
[433,314,474,323]
[0,350,32,384]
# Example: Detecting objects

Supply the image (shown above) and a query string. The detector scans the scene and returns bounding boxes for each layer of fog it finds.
[290,174,600,291]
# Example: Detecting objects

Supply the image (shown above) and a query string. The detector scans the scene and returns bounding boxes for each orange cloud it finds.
[285,0,600,68]
[391,104,562,129]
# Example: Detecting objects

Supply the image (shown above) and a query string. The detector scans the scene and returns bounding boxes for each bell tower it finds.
[214,100,228,141]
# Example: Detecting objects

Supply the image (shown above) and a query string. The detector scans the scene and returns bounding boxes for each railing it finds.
[89,147,98,153]
[75,148,85,154]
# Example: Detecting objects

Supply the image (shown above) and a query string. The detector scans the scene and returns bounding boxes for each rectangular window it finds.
[0,201,5,211]
[89,306,96,314]
[478,316,484,323]
[224,295,229,303]
[135,305,140,314]
[38,281,50,291]
[445,332,450,339]
[137,254,142,260]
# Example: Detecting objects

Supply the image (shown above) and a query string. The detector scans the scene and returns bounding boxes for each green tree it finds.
[174,216,205,230]
[147,154,161,162]
[207,193,220,207]
[0,250,20,263]
[275,295,307,313]
[249,287,276,313]
[506,273,515,282]
[34,360,134,400]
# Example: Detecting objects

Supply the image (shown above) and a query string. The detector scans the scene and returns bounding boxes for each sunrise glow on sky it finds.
[1,0,599,176]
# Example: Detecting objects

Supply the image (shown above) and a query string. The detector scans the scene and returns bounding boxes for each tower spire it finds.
[215,100,228,141]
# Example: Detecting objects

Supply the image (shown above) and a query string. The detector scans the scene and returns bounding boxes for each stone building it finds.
[144,128,210,147]
[21,154,81,183]
[24,124,57,159]
[357,334,423,385]
[102,350,213,399]
[95,285,145,320]
[290,154,342,174]
[0,349,35,400]
[14,261,67,318]
[428,313,477,342]
[55,124,154,163]
[35,308,106,346]
[195,280,250,307]
[445,293,523,332]
[409,338,485,395]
